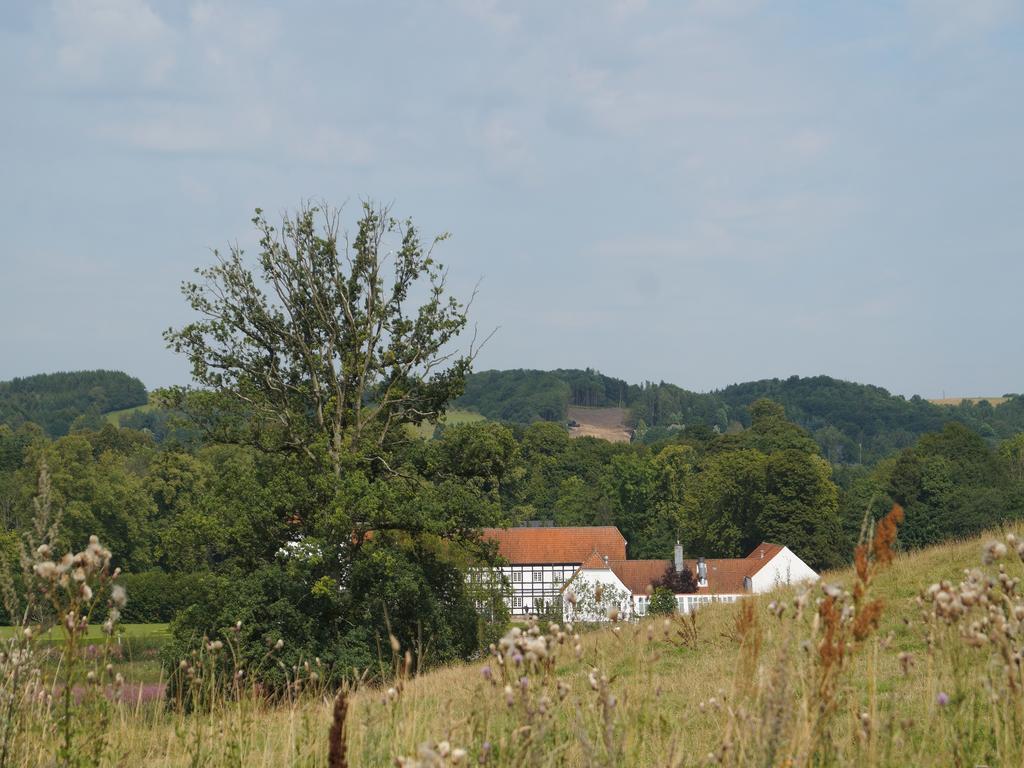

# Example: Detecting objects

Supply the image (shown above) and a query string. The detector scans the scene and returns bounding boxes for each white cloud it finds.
[473,110,541,182]
[787,129,832,161]
[908,0,1019,42]
[452,0,519,34]
[52,0,175,86]
[288,125,374,166]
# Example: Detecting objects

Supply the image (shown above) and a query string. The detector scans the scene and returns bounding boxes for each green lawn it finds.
[0,623,168,641]
[103,402,156,425]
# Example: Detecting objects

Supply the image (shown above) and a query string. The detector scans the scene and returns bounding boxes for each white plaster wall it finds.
[564,569,633,622]
[749,547,818,593]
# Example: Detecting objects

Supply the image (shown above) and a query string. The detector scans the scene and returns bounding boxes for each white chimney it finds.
[674,541,683,573]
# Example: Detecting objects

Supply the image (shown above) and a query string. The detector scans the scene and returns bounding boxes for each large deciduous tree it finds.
[162,202,506,679]
[165,203,481,480]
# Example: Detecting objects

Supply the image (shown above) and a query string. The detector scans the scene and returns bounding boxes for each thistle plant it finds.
[0,462,125,768]
[919,531,1024,764]
[35,535,123,767]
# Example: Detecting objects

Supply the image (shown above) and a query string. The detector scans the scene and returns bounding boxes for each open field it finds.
[5,525,1024,765]
[928,396,1009,407]
[104,401,157,425]
[567,405,632,443]
[408,407,487,438]
[0,623,168,641]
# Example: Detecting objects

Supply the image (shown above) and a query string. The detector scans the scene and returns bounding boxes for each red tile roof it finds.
[481,526,627,565]
[608,560,668,595]
[744,543,785,576]
[609,543,788,596]
[580,550,611,569]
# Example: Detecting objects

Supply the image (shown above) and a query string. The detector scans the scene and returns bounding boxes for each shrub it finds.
[648,586,677,615]
[116,570,227,624]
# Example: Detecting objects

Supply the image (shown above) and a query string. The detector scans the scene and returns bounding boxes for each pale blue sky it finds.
[1,0,1022,397]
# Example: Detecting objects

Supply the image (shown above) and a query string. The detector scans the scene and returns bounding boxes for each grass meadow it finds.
[4,515,1024,766]
[407,408,487,439]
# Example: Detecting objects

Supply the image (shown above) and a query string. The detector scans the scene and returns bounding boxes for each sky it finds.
[1,0,1022,398]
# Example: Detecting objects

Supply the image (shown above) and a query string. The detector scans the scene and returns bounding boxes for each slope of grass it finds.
[407,408,487,439]
[104,401,156,425]
[342,524,1024,765]
[6,526,1024,766]
[929,396,1009,407]
[0,623,167,641]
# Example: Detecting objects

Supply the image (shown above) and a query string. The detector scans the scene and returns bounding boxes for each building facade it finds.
[475,526,627,617]
[477,526,818,620]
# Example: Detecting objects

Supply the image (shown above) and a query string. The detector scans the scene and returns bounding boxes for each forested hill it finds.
[0,370,147,436]
[454,369,1024,463]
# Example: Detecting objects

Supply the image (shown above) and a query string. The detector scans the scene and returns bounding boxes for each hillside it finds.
[566,405,632,443]
[0,370,147,436]
[456,369,1024,462]
[338,522,1024,766]
[930,396,1010,406]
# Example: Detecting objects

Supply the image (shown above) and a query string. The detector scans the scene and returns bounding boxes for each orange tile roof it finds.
[744,543,785,576]
[481,526,627,565]
[609,543,788,596]
[608,560,669,595]
[580,550,611,569]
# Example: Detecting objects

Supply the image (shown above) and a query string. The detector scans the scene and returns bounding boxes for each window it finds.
[512,596,523,609]
[533,570,544,582]
[512,571,523,583]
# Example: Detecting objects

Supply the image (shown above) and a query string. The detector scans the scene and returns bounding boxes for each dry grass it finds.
[6,520,1024,766]
[928,396,1009,407]
[567,406,632,443]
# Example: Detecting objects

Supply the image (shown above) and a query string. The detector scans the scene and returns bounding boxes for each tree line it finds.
[2,200,1022,692]
[0,370,147,437]
[455,369,1024,464]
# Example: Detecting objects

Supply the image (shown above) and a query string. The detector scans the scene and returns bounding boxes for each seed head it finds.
[111,585,127,609]
[33,561,57,580]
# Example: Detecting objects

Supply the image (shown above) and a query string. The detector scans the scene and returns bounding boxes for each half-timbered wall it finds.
[468,563,581,616]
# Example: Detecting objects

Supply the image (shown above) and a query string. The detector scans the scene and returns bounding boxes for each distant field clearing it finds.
[408,408,486,438]
[567,405,632,443]
[104,401,156,425]
[929,397,1009,407]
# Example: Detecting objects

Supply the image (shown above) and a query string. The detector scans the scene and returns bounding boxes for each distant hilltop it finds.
[928,397,1010,407]
[454,369,1022,461]
[0,370,147,436]
[2,368,1021,463]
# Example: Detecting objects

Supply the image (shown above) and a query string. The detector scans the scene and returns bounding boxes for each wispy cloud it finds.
[52,0,175,86]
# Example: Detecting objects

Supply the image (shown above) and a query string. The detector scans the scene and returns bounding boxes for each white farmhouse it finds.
[477,525,818,620]
[565,541,819,619]
[476,526,627,617]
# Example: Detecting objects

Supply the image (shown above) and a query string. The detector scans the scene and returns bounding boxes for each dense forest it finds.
[455,369,1024,463]
[3,391,1022,604]
[0,370,148,436]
